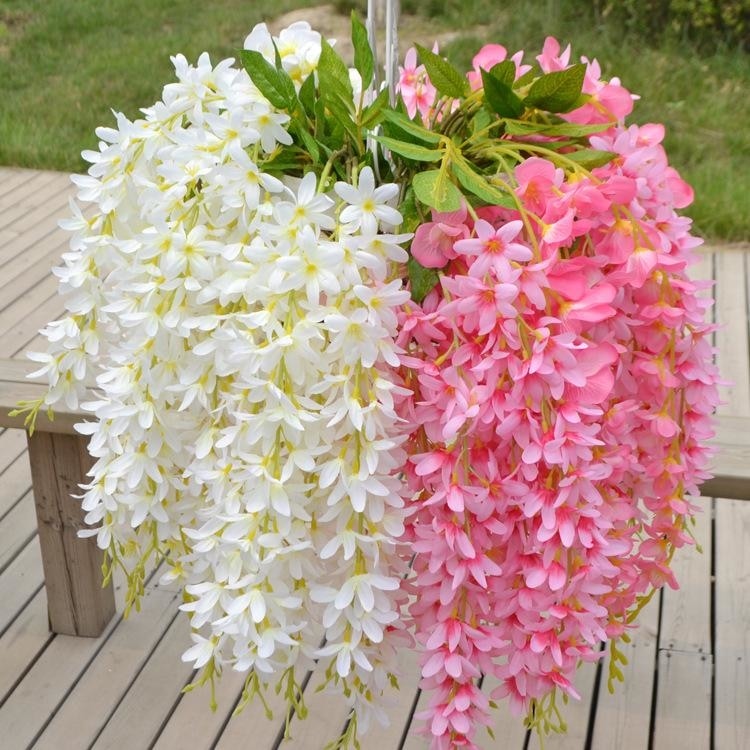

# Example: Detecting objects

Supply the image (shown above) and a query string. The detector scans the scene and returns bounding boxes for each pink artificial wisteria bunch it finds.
[392,37,720,748]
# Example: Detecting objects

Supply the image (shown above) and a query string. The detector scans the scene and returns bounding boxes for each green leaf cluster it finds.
[238,14,398,186]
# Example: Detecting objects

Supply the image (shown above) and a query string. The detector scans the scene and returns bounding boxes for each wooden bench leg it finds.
[26,431,116,637]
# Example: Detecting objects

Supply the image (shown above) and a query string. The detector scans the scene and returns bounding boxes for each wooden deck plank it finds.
[90,613,195,750]
[658,497,712,653]
[0,539,44,635]
[0,283,63,357]
[715,251,750,416]
[214,659,321,750]
[0,190,73,269]
[0,596,124,748]
[0,589,52,704]
[0,235,66,304]
[358,648,422,749]
[0,175,72,233]
[0,491,35,573]
[0,171,60,215]
[715,498,750,750]
[0,439,30,518]
[214,677,298,750]
[0,271,58,330]
[0,169,39,201]
[35,588,180,750]
[276,658,355,750]
[151,664,245,750]
[590,596,659,749]
[526,660,599,750]
[652,650,712,750]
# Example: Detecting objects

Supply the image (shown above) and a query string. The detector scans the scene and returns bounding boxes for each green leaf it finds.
[375,135,443,162]
[399,188,423,234]
[489,60,516,87]
[564,148,617,168]
[503,119,610,137]
[361,87,390,128]
[451,156,515,208]
[412,169,463,213]
[270,41,297,109]
[415,44,469,99]
[472,108,492,135]
[481,69,524,119]
[298,73,316,118]
[297,126,320,163]
[261,145,307,173]
[324,94,360,143]
[381,109,441,144]
[277,70,299,113]
[240,50,289,110]
[351,12,374,89]
[525,63,587,113]
[318,39,355,113]
[408,256,440,303]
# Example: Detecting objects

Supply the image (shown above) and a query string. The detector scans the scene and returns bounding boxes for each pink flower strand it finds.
[396,38,719,750]
[397,47,437,122]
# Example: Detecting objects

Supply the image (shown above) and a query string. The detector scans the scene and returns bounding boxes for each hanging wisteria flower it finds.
[391,39,719,750]
[21,15,719,750]
[25,18,418,740]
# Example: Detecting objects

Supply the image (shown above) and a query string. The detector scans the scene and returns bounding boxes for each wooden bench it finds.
[0,358,115,637]
[0,356,748,639]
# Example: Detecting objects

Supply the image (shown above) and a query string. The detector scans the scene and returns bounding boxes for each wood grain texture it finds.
[715,498,750,750]
[90,613,194,750]
[151,661,245,750]
[0,490,36,572]
[275,658,355,750]
[591,597,659,749]
[0,610,122,749]
[659,496,712,653]
[526,660,599,750]
[26,430,115,636]
[652,650,712,750]
[0,169,37,201]
[715,251,750,416]
[0,442,32,518]
[358,647,422,749]
[35,588,179,750]
[0,589,53,703]
[214,666,314,750]
[0,539,44,634]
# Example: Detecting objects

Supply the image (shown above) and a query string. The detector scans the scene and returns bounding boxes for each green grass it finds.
[1,0,749,241]
[0,0,310,171]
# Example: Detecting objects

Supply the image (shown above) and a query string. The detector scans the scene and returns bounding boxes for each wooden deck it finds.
[0,166,747,749]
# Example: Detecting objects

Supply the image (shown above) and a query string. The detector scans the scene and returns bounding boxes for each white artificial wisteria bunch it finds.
[26,19,416,737]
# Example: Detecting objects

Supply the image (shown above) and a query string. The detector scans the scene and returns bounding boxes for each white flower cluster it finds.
[31,22,414,728]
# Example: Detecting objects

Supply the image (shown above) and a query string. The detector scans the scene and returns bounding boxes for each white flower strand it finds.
[30,23,413,732]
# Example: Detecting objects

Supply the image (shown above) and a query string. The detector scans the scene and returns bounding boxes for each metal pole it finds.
[384,0,400,105]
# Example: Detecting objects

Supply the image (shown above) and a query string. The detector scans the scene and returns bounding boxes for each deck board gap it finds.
[0,543,44,639]
[0,628,56,711]
[85,609,184,750]
[144,665,199,750]
[0,483,32,525]
[396,688,423,750]
[583,643,606,750]
[646,589,665,750]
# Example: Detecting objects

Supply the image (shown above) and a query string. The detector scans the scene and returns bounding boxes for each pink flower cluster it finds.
[396,39,719,749]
